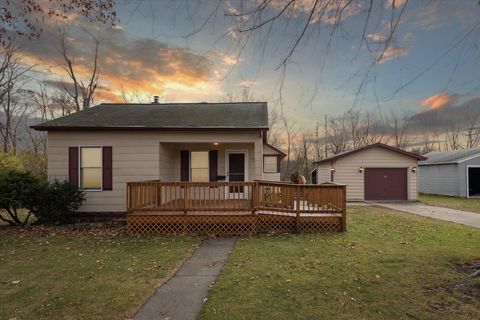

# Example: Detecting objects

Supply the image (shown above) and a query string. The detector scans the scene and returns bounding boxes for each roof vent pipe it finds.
[153,96,160,104]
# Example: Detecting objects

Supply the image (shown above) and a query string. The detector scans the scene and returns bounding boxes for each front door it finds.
[228,153,245,193]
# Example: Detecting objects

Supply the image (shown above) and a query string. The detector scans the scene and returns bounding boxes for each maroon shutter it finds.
[102,147,113,190]
[180,150,189,181]
[68,147,79,187]
[209,150,218,181]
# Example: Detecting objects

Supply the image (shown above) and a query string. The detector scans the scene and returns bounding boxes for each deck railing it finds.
[127,180,346,229]
[256,181,346,215]
[127,181,256,212]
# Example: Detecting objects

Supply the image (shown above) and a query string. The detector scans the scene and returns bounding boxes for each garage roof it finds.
[419,148,480,165]
[31,102,269,131]
[313,143,427,165]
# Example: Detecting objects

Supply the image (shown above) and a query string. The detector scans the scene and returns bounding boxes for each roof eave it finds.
[312,143,427,165]
[418,162,458,166]
[264,142,287,158]
[30,125,269,132]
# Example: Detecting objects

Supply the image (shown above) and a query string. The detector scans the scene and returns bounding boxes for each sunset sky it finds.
[18,0,480,129]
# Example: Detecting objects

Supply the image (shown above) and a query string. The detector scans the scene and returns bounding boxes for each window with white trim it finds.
[80,147,102,190]
[190,151,209,182]
[264,156,278,173]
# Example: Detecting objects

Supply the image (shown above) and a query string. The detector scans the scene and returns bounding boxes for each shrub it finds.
[0,151,47,178]
[0,169,85,226]
[0,170,40,225]
[28,180,85,224]
[0,151,23,174]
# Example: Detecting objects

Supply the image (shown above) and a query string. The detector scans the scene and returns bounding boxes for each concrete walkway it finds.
[372,202,480,228]
[134,237,238,320]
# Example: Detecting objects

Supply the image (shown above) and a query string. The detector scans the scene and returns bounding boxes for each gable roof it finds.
[312,142,427,165]
[264,142,287,158]
[419,148,480,165]
[31,102,268,131]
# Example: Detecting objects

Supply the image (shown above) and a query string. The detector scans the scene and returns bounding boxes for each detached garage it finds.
[313,143,427,201]
[418,148,480,198]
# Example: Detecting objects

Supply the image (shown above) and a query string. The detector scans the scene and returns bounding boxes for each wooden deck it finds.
[126,181,346,235]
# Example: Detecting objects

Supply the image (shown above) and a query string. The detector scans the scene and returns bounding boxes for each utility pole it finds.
[324,114,328,158]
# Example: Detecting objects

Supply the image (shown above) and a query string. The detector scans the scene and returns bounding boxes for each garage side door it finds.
[364,168,408,200]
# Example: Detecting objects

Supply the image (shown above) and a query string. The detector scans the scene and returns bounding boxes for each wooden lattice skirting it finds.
[127,214,343,235]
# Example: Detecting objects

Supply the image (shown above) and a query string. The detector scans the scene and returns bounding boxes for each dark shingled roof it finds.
[31,102,269,131]
[313,142,427,165]
[419,148,480,165]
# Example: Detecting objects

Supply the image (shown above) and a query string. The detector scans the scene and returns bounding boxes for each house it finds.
[312,143,427,201]
[32,102,286,213]
[418,148,480,198]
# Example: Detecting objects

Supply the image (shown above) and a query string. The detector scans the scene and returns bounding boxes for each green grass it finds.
[0,224,199,320]
[419,194,480,213]
[201,207,480,320]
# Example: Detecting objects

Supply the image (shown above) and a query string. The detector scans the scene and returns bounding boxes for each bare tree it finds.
[0,0,117,46]
[464,114,480,149]
[58,28,101,111]
[345,110,362,149]
[388,110,410,150]
[326,115,349,155]
[223,0,409,69]
[312,121,325,160]
[280,110,297,176]
[0,42,30,154]
[0,92,28,154]
[291,132,312,178]
[119,85,153,104]
[445,124,463,150]
[420,132,438,154]
[267,104,283,148]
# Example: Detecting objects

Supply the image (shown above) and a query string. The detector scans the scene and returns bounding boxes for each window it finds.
[80,147,102,190]
[190,151,209,182]
[264,156,278,173]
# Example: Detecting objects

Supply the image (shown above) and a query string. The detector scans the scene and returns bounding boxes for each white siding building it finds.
[419,148,480,198]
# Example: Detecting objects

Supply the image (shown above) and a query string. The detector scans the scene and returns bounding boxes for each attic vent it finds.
[152,96,160,104]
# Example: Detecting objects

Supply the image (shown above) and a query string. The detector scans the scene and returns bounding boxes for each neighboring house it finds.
[32,102,286,213]
[313,143,427,201]
[418,148,480,198]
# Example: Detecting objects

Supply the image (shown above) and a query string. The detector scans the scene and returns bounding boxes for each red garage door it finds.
[364,168,408,201]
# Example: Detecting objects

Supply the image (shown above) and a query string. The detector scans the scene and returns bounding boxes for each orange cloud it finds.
[420,93,458,110]
[13,20,234,103]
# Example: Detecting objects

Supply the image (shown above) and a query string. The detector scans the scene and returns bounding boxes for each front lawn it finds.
[419,194,480,213]
[201,207,480,320]
[0,223,199,320]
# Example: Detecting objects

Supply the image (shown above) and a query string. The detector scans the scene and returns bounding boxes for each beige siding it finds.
[263,144,280,154]
[262,143,282,181]
[263,172,281,181]
[47,130,264,212]
[316,147,418,201]
[316,162,332,184]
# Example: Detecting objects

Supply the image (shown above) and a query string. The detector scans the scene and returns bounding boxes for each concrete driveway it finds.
[371,202,480,228]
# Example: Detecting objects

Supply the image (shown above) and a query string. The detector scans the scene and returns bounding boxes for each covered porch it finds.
[126,180,347,235]
[158,141,264,182]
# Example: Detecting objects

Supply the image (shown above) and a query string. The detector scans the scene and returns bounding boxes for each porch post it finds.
[254,140,263,180]
[341,186,347,231]
[295,185,300,233]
